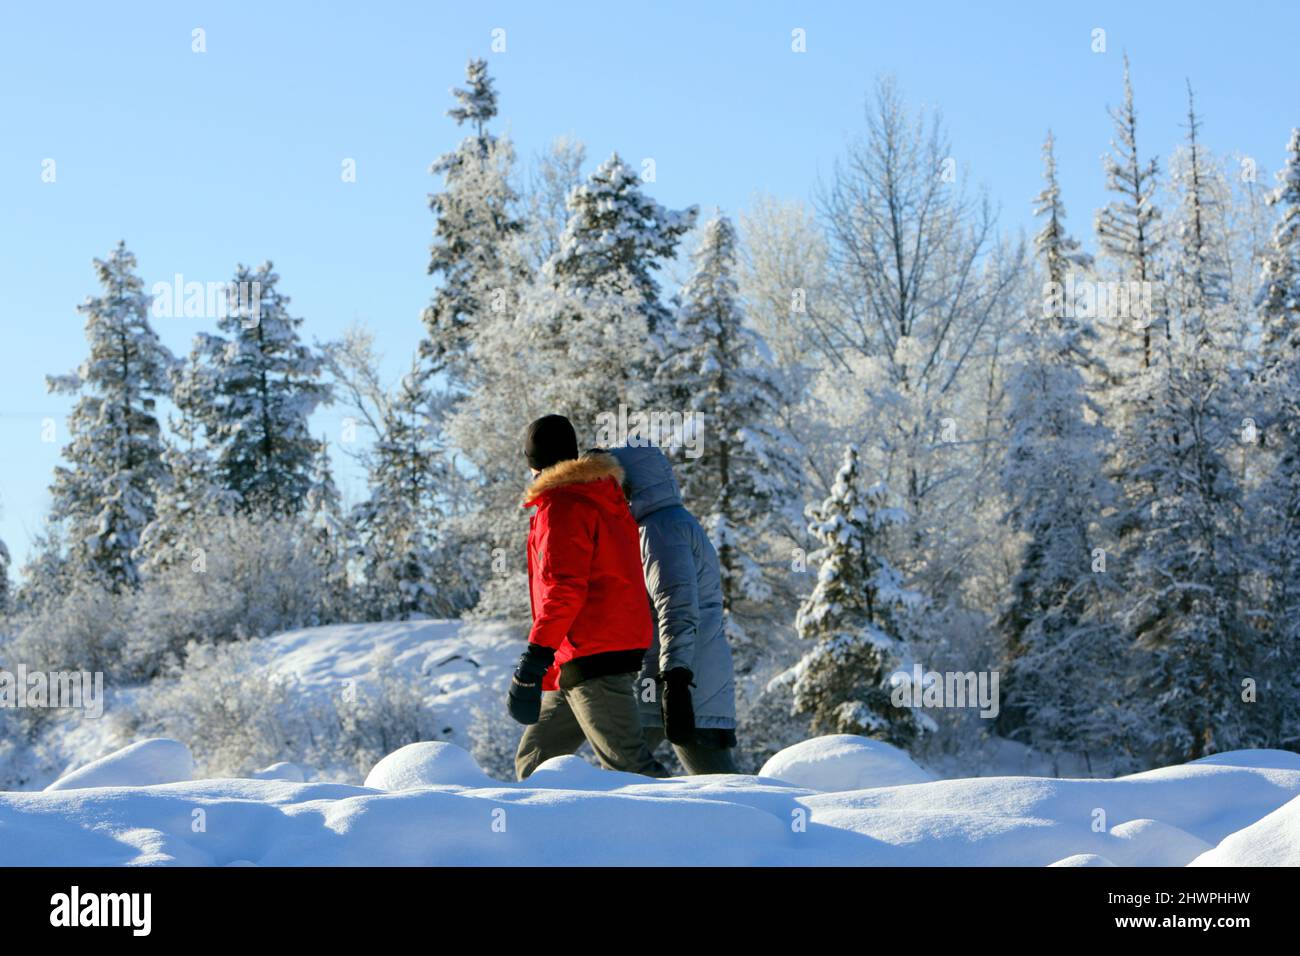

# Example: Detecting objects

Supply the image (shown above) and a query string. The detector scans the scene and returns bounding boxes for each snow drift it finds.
[2,738,1297,866]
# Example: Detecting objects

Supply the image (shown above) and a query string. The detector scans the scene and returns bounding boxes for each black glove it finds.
[660,667,696,746]
[507,644,556,725]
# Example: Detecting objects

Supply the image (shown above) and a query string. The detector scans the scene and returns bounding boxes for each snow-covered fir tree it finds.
[47,242,175,591]
[421,58,526,378]
[1035,131,1095,289]
[1247,128,1300,750]
[790,445,927,747]
[0,536,10,616]
[547,151,697,351]
[1112,105,1252,763]
[996,134,1129,765]
[1170,85,1231,326]
[657,213,803,629]
[304,438,353,621]
[353,361,461,620]
[188,263,330,515]
[1094,54,1164,374]
[1256,128,1300,363]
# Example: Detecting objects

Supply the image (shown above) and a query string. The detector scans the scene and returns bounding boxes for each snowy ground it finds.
[4,620,1299,865]
[2,734,1298,866]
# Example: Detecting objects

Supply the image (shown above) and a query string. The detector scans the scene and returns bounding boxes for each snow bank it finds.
[5,740,1297,866]
[1189,793,1300,866]
[44,738,194,792]
[759,734,934,791]
[364,742,494,790]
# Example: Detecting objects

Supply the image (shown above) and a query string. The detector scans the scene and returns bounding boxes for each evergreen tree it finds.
[1095,54,1164,373]
[353,361,458,619]
[996,137,1127,763]
[304,439,353,621]
[1249,127,1300,749]
[0,537,9,616]
[189,263,330,515]
[657,213,803,616]
[548,152,697,348]
[1035,131,1095,289]
[1256,128,1300,362]
[421,58,526,377]
[1170,84,1231,327]
[790,445,926,746]
[47,242,174,591]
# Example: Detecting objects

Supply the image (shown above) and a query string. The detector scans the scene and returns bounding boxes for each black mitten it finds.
[660,667,696,745]
[507,644,556,725]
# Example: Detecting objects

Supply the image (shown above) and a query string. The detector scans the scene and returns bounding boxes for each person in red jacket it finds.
[508,415,668,780]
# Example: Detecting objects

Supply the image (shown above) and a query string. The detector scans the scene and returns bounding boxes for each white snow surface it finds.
[759,734,935,790]
[43,738,194,792]
[3,738,1298,865]
[5,622,1299,866]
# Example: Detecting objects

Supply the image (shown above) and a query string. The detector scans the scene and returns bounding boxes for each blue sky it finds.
[1,0,1296,571]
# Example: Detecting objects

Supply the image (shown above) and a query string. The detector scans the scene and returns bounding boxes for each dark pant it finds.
[515,673,669,780]
[642,726,740,775]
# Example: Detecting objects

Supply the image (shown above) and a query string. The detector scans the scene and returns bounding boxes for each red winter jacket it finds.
[522,451,652,691]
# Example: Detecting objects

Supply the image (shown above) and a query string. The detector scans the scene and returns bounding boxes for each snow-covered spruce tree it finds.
[1248,128,1300,750]
[1094,54,1165,376]
[0,537,9,617]
[304,439,354,621]
[656,213,804,663]
[188,263,330,515]
[548,151,697,359]
[1169,85,1231,325]
[1256,128,1300,363]
[353,361,464,620]
[421,58,526,379]
[1111,109,1252,763]
[449,154,695,620]
[995,132,1131,764]
[790,445,927,746]
[47,242,175,591]
[136,362,240,576]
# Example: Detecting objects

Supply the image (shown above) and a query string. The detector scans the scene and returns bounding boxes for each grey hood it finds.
[609,445,736,732]
[611,444,682,522]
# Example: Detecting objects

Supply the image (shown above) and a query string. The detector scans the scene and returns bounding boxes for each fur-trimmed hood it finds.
[522,451,625,507]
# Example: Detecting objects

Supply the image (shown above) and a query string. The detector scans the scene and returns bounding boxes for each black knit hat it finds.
[524,414,579,471]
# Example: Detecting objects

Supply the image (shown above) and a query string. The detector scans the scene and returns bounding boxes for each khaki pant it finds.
[515,673,668,780]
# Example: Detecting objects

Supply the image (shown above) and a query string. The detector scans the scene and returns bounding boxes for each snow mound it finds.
[1049,853,1116,866]
[250,762,306,782]
[364,742,492,790]
[1188,749,1300,772]
[1104,818,1213,866]
[44,738,194,792]
[759,735,935,792]
[1189,793,1300,866]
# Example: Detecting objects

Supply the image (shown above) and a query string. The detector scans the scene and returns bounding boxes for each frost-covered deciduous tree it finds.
[187,263,330,515]
[790,445,927,746]
[47,242,175,591]
[421,58,526,378]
